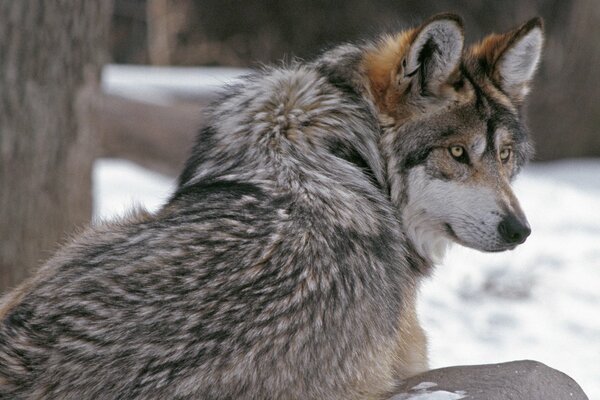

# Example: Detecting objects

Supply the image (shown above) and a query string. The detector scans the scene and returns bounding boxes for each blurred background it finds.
[111,0,600,159]
[1,0,598,397]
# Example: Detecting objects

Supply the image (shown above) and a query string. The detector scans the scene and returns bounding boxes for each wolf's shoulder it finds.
[210,62,371,131]
[178,58,384,191]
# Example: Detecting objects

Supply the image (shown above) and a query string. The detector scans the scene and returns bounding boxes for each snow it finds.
[389,382,467,399]
[411,382,439,391]
[93,158,600,399]
[392,391,466,400]
[102,65,246,105]
[92,159,175,220]
[418,160,600,399]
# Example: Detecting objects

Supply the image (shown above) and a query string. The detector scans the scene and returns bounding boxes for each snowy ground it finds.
[102,65,246,105]
[418,160,600,398]
[94,158,599,398]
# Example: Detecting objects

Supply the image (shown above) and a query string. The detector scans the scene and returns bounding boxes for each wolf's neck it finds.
[402,201,452,266]
[379,130,452,267]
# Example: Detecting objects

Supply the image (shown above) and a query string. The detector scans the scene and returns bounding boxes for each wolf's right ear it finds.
[403,14,464,96]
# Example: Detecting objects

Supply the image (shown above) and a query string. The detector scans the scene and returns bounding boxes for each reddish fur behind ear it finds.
[362,30,416,119]
[362,13,465,122]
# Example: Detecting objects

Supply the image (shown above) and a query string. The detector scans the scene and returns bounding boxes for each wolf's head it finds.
[369,18,543,264]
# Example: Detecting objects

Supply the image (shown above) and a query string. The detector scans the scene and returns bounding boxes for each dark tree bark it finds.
[526,0,600,159]
[0,1,113,293]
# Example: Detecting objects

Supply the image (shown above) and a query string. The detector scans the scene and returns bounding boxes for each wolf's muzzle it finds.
[498,214,531,245]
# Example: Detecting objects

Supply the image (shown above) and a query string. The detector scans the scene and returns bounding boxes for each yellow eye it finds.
[500,147,512,162]
[449,146,464,158]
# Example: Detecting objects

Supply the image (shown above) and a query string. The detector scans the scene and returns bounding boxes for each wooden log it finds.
[390,360,589,400]
[91,92,205,176]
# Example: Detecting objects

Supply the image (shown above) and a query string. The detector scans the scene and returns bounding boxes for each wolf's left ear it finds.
[472,18,544,102]
[404,13,465,96]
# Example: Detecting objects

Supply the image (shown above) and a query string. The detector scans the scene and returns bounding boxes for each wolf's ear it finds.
[403,13,464,96]
[472,18,544,102]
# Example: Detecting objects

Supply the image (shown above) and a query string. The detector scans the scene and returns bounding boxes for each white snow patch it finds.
[92,158,175,221]
[411,382,438,391]
[392,380,466,399]
[102,64,247,105]
[392,390,466,400]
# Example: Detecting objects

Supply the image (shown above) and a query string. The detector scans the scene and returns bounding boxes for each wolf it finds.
[0,14,543,400]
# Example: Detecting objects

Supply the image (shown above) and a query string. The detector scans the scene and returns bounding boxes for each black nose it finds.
[498,215,531,245]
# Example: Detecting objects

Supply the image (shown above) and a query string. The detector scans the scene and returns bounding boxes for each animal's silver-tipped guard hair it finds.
[0,15,543,400]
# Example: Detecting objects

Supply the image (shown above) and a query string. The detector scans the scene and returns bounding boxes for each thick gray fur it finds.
[0,44,418,400]
[0,18,538,399]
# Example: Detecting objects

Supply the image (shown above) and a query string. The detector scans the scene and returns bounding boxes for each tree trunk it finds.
[528,0,600,159]
[0,1,113,293]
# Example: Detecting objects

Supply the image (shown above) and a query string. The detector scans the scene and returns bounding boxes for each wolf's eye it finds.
[448,146,469,164]
[499,147,512,163]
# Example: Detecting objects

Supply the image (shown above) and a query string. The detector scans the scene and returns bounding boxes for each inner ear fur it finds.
[470,17,544,101]
[404,13,464,94]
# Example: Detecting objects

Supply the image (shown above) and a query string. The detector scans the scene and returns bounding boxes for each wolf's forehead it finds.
[494,127,514,145]
[461,78,524,144]
[463,60,517,113]
[467,127,512,159]
[443,103,519,152]
[471,135,487,157]
[463,128,502,157]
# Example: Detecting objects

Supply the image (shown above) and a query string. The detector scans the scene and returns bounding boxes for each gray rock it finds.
[390,360,589,400]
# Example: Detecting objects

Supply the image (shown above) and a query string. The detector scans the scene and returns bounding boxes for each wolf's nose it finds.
[498,215,531,245]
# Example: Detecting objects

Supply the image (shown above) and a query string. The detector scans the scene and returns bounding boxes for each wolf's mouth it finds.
[444,222,519,252]
[488,245,517,253]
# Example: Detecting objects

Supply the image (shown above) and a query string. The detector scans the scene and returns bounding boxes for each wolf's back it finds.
[0,61,412,399]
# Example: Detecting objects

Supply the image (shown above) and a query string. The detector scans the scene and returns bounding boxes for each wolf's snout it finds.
[498,215,531,245]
